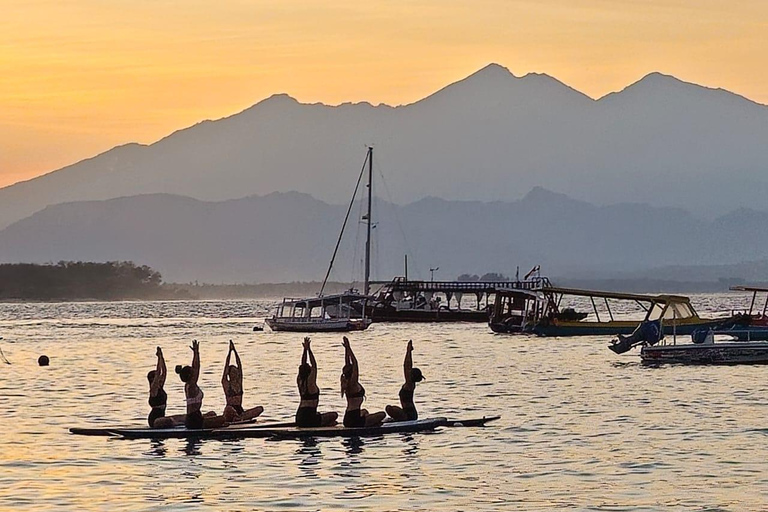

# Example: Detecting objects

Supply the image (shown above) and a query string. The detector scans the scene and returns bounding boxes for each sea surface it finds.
[0,294,766,511]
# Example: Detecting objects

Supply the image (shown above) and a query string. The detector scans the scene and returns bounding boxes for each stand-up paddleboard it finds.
[437,415,500,427]
[69,420,295,438]
[70,416,500,440]
[245,418,445,440]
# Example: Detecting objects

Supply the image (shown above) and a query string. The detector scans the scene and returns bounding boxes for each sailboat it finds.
[265,148,375,332]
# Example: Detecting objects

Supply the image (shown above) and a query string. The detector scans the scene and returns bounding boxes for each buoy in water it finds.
[38,355,50,366]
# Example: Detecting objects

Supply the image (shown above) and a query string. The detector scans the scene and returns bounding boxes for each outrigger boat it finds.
[266,148,375,332]
[529,287,721,337]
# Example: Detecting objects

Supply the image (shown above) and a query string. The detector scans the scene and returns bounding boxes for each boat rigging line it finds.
[319,148,370,297]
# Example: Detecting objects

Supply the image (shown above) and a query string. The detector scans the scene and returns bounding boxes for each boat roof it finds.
[540,286,691,304]
[495,288,542,298]
[730,285,768,293]
[280,293,366,307]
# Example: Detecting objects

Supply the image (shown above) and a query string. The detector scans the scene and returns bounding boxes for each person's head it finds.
[147,370,157,384]
[227,365,241,381]
[340,363,354,396]
[410,367,424,383]
[38,355,50,367]
[175,364,192,382]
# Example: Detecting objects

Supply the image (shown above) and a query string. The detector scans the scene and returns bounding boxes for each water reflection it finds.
[342,436,365,457]
[147,439,167,457]
[183,438,203,456]
[296,439,322,479]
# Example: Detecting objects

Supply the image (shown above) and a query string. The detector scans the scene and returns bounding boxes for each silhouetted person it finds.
[386,340,424,421]
[221,340,264,423]
[176,340,226,429]
[147,347,186,428]
[295,337,338,427]
[340,337,385,428]
[38,355,49,366]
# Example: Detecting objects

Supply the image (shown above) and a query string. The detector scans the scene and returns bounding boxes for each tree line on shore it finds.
[0,262,189,300]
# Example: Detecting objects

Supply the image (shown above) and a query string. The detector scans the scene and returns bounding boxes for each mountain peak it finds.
[521,186,576,203]
[468,63,516,80]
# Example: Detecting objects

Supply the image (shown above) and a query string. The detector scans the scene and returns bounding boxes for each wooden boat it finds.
[531,286,721,337]
[488,288,544,333]
[367,275,549,323]
[641,340,768,365]
[715,285,768,341]
[265,294,372,332]
[266,148,374,332]
[608,317,768,365]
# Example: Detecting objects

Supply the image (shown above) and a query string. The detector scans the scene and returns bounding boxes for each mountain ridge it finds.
[1,63,767,230]
[1,187,767,283]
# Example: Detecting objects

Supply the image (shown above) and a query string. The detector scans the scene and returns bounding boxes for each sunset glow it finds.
[2,0,766,188]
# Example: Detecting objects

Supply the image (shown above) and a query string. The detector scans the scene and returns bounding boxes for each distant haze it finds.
[1,63,767,232]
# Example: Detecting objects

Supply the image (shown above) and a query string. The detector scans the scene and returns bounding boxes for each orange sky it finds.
[1,0,766,188]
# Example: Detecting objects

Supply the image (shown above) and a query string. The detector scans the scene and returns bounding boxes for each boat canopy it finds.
[729,285,768,316]
[278,293,364,309]
[730,285,768,293]
[541,286,691,305]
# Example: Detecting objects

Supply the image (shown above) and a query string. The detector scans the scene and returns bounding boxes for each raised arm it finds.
[302,337,310,366]
[404,340,414,383]
[190,340,200,385]
[306,344,317,368]
[151,347,166,394]
[343,337,359,381]
[233,343,242,369]
[222,343,233,386]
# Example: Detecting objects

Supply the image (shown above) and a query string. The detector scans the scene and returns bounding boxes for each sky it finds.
[1,0,766,189]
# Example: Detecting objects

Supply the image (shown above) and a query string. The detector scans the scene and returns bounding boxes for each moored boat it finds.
[265,147,374,332]
[368,275,549,324]
[641,340,768,365]
[609,315,768,365]
[488,288,543,333]
[265,294,372,332]
[531,287,721,337]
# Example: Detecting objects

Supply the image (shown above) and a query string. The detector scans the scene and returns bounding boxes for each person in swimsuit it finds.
[340,336,385,428]
[386,340,424,421]
[295,337,338,428]
[221,340,264,423]
[147,346,169,428]
[176,340,226,429]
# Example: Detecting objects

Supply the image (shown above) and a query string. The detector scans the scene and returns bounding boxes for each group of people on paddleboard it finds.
[147,337,424,430]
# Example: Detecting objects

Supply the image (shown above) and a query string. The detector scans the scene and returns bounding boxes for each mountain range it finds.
[1,63,767,232]
[1,187,767,283]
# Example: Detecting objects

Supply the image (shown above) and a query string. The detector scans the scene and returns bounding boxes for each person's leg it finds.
[386,405,407,421]
[223,405,238,423]
[320,411,338,426]
[153,416,175,428]
[238,406,264,421]
[364,411,386,427]
[203,414,227,428]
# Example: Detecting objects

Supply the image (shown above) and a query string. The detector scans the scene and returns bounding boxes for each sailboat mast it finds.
[364,146,373,296]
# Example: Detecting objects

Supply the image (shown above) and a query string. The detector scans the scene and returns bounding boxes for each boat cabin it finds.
[489,289,543,333]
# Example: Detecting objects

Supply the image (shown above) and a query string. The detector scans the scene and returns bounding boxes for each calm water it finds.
[0,295,766,511]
